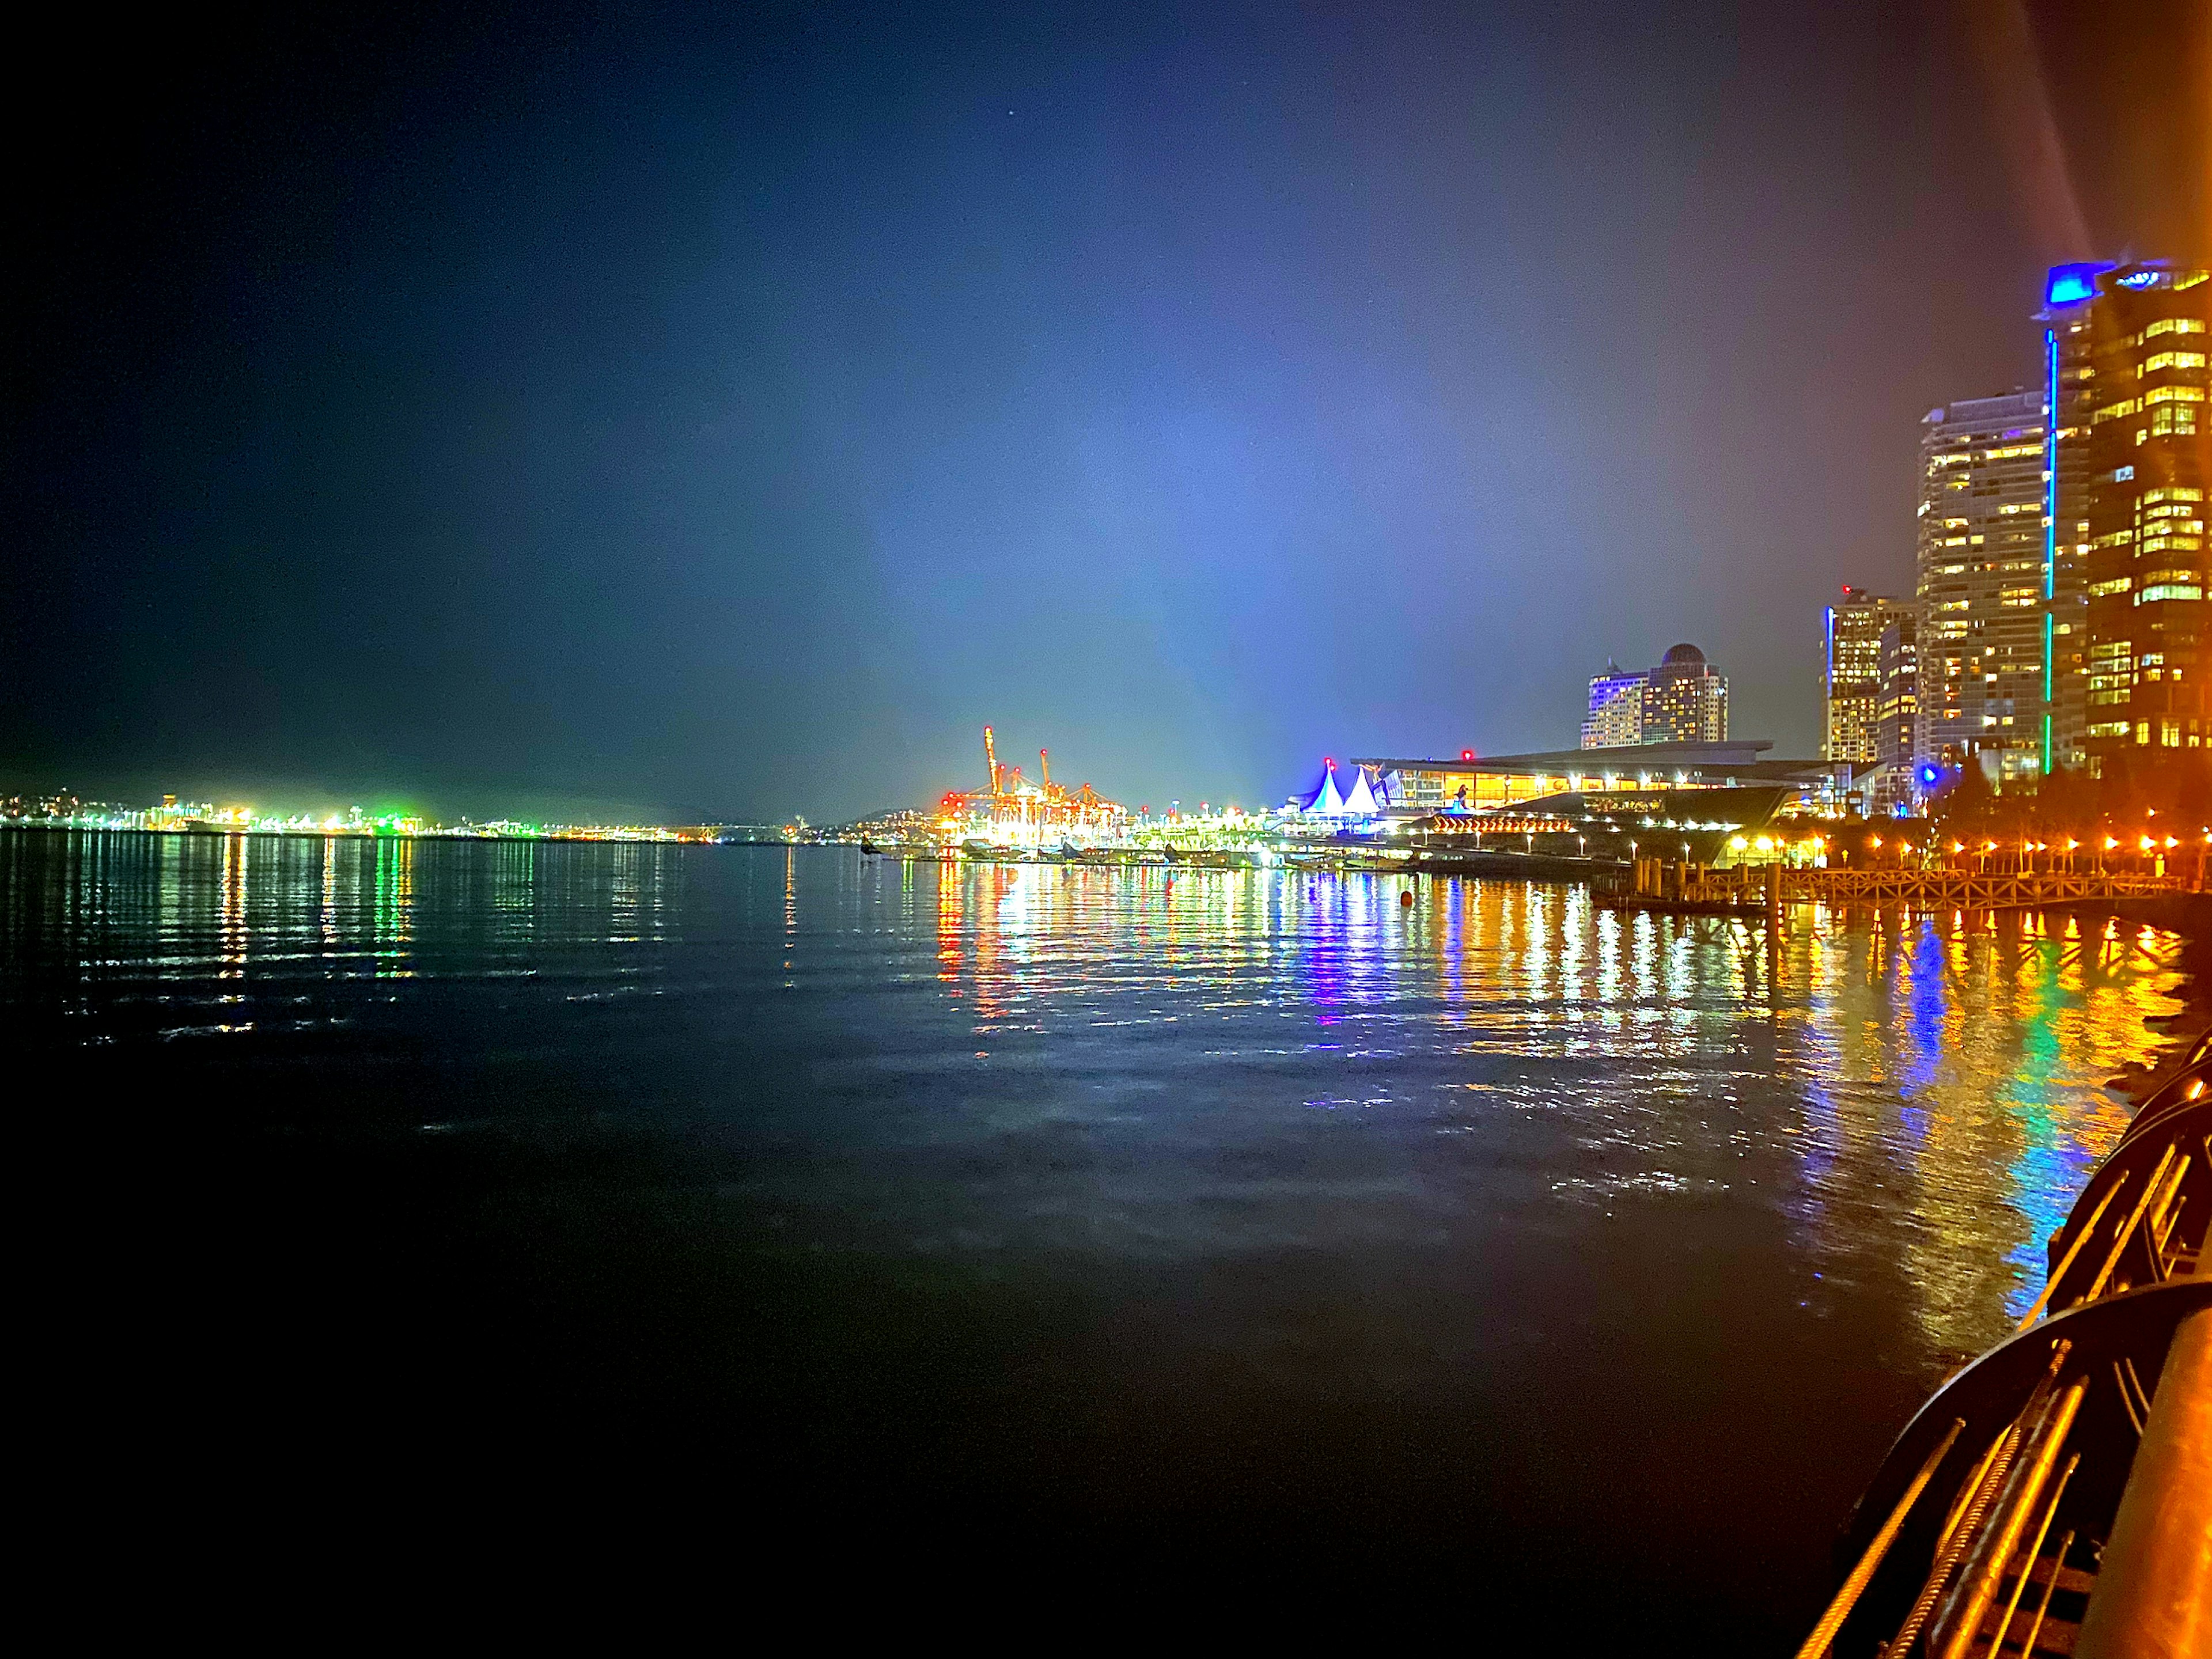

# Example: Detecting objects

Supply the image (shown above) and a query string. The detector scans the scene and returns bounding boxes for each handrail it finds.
[2047,1099,2209,1296]
[1817,1282,2212,1654]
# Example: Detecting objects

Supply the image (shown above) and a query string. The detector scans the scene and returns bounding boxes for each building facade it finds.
[1580,662,1646,749]
[1357,741,1843,816]
[1823,587,1911,764]
[1577,646,1726,751]
[1877,614,1918,770]
[2044,260,2210,765]
[1642,643,1728,743]
[1915,391,2050,785]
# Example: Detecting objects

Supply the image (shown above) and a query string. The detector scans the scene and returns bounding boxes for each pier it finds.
[1782,868,2196,911]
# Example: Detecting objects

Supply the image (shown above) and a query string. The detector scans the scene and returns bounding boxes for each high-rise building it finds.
[1915,391,2049,785]
[1642,643,1728,743]
[1580,661,1646,749]
[1823,587,1910,764]
[1577,647,1726,747]
[2039,276,2099,767]
[1876,615,1918,771]
[1870,614,1919,814]
[2043,260,2210,766]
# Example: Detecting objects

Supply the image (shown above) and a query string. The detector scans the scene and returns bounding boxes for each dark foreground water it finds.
[5,832,2187,1634]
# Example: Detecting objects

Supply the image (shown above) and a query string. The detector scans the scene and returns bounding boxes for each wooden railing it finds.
[1782,868,2194,911]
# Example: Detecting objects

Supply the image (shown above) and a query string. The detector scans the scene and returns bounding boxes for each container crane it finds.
[936,725,1127,844]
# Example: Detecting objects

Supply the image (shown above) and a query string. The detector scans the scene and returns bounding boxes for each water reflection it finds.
[0,836,2185,1372]
[922,862,2178,1362]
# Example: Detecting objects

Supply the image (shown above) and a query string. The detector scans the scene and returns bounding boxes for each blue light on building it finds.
[2041,320,2060,774]
[2044,263,2113,308]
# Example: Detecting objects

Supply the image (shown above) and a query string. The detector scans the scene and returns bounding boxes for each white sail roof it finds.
[1305,767,1347,815]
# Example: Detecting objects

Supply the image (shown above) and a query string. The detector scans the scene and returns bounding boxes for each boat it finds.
[1793,1032,2210,1658]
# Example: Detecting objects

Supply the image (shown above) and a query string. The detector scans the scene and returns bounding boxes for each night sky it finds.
[6,2,2206,822]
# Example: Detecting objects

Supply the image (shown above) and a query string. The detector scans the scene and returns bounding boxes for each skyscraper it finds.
[1823,586,1910,764]
[1915,391,2048,785]
[2044,260,2210,766]
[1580,661,1646,749]
[1641,643,1727,744]
[1873,614,1918,813]
[1577,647,1726,747]
[1876,615,1918,771]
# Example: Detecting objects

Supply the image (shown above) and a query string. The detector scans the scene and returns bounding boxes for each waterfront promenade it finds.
[1784,868,2199,912]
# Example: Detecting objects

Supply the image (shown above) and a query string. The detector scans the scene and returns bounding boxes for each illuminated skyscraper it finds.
[1915,391,2048,785]
[1823,586,1910,764]
[1577,648,1725,747]
[2043,260,2210,766]
[1641,643,1727,743]
[1876,615,1918,770]
[1871,614,1919,813]
[1580,661,1645,749]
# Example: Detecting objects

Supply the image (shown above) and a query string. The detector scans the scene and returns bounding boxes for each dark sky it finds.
[5,2,2206,821]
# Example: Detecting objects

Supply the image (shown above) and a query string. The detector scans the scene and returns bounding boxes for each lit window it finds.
[2142,350,2208,373]
[2143,317,2207,337]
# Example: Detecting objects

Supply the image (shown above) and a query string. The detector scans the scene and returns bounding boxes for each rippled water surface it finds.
[5,832,2188,1635]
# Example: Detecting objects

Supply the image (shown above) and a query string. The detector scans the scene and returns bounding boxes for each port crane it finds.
[941,726,1125,839]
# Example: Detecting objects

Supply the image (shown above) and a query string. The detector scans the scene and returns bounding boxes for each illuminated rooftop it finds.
[1353,740,1778,777]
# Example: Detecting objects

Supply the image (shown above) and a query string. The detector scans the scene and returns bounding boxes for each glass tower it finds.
[1915,391,2050,786]
[2044,261,2211,767]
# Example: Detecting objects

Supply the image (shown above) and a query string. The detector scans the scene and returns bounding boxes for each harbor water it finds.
[5,832,2187,1637]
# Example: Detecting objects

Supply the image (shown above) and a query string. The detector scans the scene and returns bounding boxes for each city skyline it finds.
[5,5,2206,824]
[1821,256,2209,815]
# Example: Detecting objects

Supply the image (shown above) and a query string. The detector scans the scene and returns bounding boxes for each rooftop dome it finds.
[1660,642,1706,666]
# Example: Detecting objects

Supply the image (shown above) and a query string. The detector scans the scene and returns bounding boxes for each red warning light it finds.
[1460,749,1475,762]
[1323,756,1335,769]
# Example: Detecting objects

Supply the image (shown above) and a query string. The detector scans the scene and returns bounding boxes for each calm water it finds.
[7,831,2186,1634]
